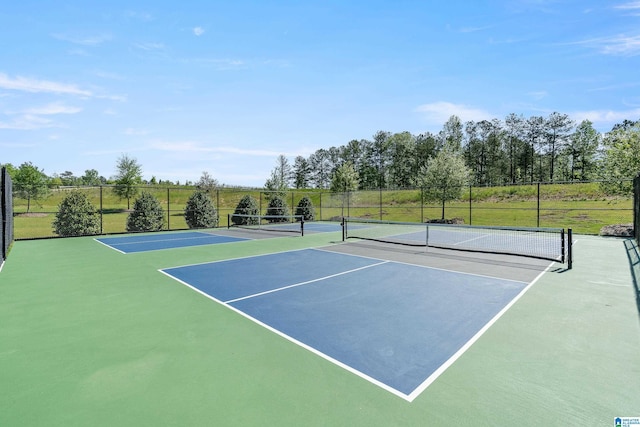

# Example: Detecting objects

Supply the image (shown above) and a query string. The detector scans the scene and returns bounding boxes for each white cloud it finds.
[414,102,494,125]
[601,34,640,55]
[193,27,205,36]
[97,93,128,102]
[0,114,56,130]
[0,103,81,130]
[150,141,283,157]
[123,10,154,22]
[459,25,492,33]
[187,57,247,70]
[567,34,640,56]
[133,42,165,51]
[148,140,309,158]
[615,1,640,10]
[0,73,92,96]
[23,103,82,115]
[569,108,640,129]
[527,91,548,100]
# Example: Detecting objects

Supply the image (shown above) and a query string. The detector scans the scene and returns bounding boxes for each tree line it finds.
[3,113,640,204]
[268,114,640,192]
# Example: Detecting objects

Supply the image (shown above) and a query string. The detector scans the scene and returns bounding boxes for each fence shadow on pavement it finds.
[624,238,640,323]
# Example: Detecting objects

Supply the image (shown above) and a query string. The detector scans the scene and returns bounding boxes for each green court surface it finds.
[1,229,639,426]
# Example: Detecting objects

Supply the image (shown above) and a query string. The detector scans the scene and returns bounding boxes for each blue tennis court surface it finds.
[96,231,248,253]
[161,248,528,401]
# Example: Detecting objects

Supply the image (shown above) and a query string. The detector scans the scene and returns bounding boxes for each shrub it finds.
[232,194,260,225]
[184,190,218,228]
[295,196,315,221]
[52,191,100,236]
[126,191,165,232]
[265,195,290,222]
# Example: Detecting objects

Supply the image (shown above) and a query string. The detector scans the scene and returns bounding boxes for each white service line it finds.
[224,260,389,304]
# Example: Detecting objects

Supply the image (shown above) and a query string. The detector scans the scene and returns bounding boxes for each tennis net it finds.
[343,217,571,266]
[228,213,304,235]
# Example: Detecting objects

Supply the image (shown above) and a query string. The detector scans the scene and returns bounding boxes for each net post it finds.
[342,217,346,242]
[425,223,429,252]
[227,213,231,229]
[301,218,304,237]
[567,228,573,270]
[561,228,565,264]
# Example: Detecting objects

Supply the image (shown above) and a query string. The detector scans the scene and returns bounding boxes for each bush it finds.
[265,195,290,222]
[295,196,315,221]
[232,194,260,225]
[184,191,218,228]
[52,191,100,236]
[126,191,165,232]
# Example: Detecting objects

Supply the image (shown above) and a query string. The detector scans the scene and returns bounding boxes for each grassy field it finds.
[11,182,634,239]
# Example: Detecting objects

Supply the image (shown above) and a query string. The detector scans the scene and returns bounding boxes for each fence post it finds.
[100,186,103,234]
[167,188,170,230]
[537,182,541,227]
[420,188,424,223]
[469,185,472,225]
[634,175,640,245]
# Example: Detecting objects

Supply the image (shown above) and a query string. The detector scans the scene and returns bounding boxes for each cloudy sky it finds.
[1,1,639,186]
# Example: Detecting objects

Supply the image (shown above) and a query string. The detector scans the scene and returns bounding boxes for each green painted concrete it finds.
[1,231,638,426]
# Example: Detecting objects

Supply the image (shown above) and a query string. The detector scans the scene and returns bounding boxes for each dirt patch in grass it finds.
[600,223,634,237]
[16,213,48,218]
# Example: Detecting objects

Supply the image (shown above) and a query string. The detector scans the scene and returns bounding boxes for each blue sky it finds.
[1,1,639,187]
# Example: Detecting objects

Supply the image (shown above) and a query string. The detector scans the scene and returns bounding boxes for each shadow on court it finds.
[624,238,640,323]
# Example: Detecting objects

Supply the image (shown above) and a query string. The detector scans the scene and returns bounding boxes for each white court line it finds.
[93,238,127,254]
[160,247,313,270]
[160,246,558,402]
[158,263,409,401]
[313,246,530,285]
[406,260,555,402]
[103,232,223,247]
[96,232,249,254]
[224,261,389,304]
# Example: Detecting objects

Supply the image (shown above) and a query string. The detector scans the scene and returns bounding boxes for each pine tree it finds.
[126,191,165,232]
[53,191,100,236]
[184,190,218,228]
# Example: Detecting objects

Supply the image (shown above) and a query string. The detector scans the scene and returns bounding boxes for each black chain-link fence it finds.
[1,167,14,266]
[10,180,635,240]
[634,174,640,246]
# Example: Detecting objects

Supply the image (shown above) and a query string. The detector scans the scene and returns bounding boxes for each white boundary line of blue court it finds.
[94,231,249,254]
[407,263,553,401]
[224,261,389,304]
[157,247,555,402]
